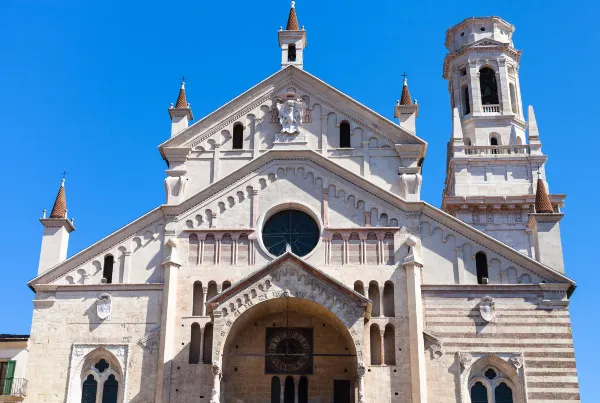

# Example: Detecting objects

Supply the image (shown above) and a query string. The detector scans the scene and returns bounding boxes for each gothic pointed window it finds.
[476,252,489,284]
[340,121,351,148]
[479,67,499,105]
[103,255,114,284]
[101,375,118,403]
[81,375,98,403]
[233,124,244,150]
[470,381,488,403]
[495,382,514,403]
[288,45,297,62]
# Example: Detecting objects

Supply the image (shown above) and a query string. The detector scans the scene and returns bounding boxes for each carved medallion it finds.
[479,297,496,323]
[96,293,112,321]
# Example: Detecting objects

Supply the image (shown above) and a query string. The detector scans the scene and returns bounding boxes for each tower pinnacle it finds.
[168,77,194,137]
[400,76,413,106]
[175,79,188,108]
[286,1,299,31]
[49,178,67,219]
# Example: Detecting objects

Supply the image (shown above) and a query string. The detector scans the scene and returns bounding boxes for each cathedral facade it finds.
[23,5,579,403]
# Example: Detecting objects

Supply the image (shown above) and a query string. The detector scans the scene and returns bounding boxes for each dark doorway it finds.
[284,376,295,403]
[333,380,351,403]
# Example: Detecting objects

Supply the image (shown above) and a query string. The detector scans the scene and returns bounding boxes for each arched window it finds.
[495,382,514,403]
[490,137,499,146]
[202,323,213,364]
[298,376,308,403]
[288,45,297,62]
[348,233,361,264]
[475,252,489,284]
[339,121,351,148]
[354,281,365,296]
[204,234,216,264]
[366,233,379,265]
[206,281,218,301]
[271,376,281,403]
[222,281,232,291]
[80,355,122,403]
[384,324,396,365]
[284,376,295,403]
[193,282,204,316]
[331,233,344,265]
[232,124,244,150]
[383,281,395,317]
[189,234,199,265]
[189,323,201,364]
[370,324,382,365]
[479,67,499,105]
[368,281,381,317]
[470,381,488,403]
[383,233,395,265]
[103,255,114,284]
[102,375,118,403]
[238,234,250,265]
[81,375,98,403]
[463,85,471,115]
[221,234,233,265]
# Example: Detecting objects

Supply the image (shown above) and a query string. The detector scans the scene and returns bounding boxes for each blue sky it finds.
[1,0,595,399]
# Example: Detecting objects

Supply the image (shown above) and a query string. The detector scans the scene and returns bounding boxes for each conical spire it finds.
[49,179,67,219]
[175,80,188,109]
[286,1,299,31]
[400,77,413,106]
[535,178,553,214]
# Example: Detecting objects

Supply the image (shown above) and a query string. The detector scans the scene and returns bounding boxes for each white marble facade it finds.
[24,10,579,403]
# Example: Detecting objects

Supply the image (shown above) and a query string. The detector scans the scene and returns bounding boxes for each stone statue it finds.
[276,96,308,134]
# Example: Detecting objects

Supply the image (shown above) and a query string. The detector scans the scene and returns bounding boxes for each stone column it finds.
[404,259,428,403]
[362,141,370,179]
[280,380,285,403]
[216,238,221,265]
[357,362,366,403]
[456,246,466,284]
[468,59,482,115]
[322,188,329,227]
[199,238,205,265]
[202,287,208,316]
[252,189,259,228]
[213,144,221,182]
[210,363,222,403]
[154,261,181,403]
[294,376,299,403]
[320,115,327,156]
[380,326,385,364]
[344,237,348,265]
[122,251,131,283]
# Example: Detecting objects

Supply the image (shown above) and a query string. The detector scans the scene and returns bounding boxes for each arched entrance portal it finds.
[222,298,358,402]
[205,254,370,403]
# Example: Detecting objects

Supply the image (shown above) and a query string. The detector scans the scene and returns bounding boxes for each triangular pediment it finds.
[466,38,507,49]
[159,66,425,156]
[206,252,372,320]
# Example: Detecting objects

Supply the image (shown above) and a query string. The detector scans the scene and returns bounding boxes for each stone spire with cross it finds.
[279,1,307,69]
[169,77,194,137]
[38,175,75,275]
[394,72,419,135]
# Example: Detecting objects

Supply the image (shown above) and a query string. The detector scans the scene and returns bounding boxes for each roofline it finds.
[158,65,427,159]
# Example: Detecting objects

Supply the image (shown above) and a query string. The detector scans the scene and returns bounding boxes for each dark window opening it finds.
[284,376,295,403]
[101,375,118,403]
[271,376,281,403]
[288,45,297,62]
[189,323,201,364]
[476,252,489,284]
[202,323,213,364]
[485,368,497,380]
[339,121,351,148]
[479,67,499,105]
[495,383,514,403]
[262,210,319,257]
[463,86,471,115]
[232,124,244,150]
[470,381,488,403]
[298,376,308,403]
[81,375,98,403]
[491,136,499,154]
[103,255,114,284]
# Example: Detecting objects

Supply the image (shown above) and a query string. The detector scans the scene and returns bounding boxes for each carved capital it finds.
[459,352,473,370]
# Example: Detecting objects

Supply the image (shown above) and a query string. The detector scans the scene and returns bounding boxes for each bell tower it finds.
[442,17,566,268]
[279,1,306,70]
